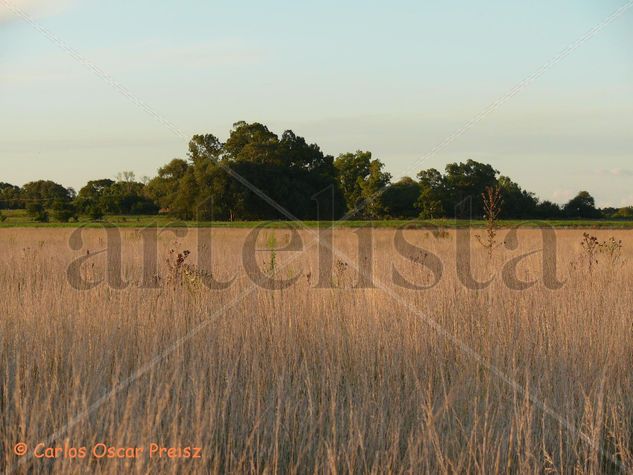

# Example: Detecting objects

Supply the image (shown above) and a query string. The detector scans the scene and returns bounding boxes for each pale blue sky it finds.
[1,0,632,206]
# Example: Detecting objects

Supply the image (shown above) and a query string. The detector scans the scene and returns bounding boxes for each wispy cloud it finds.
[598,168,633,177]
[0,0,74,23]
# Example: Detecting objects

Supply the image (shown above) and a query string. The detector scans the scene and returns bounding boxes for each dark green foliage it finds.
[21,180,74,207]
[360,160,392,218]
[411,161,603,221]
[1,122,626,223]
[334,151,373,212]
[0,183,22,209]
[535,200,563,219]
[51,200,77,223]
[414,160,499,218]
[416,168,446,219]
[444,160,499,218]
[563,191,601,219]
[382,177,420,218]
[75,177,157,217]
[159,122,346,221]
[334,150,391,217]
[144,159,190,210]
[87,204,105,221]
[26,202,49,222]
[74,179,115,216]
[611,207,633,219]
[497,176,538,219]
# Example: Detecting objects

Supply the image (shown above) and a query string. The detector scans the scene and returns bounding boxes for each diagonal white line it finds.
[3,1,627,471]
[340,0,633,220]
[13,225,626,472]
[1,0,315,226]
[407,0,633,173]
[0,1,187,140]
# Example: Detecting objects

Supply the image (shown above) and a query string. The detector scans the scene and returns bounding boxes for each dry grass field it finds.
[1,227,632,474]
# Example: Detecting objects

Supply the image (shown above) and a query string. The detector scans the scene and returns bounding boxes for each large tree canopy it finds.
[21,180,74,207]
[563,191,600,219]
[443,160,499,218]
[1,122,622,222]
[153,122,346,221]
[0,182,22,209]
[497,176,538,219]
[416,168,446,219]
[382,177,420,219]
[334,151,391,217]
[76,176,157,216]
[144,159,191,210]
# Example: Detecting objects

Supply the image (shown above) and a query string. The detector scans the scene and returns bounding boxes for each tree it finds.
[189,134,223,164]
[613,206,633,219]
[116,171,137,186]
[277,130,345,219]
[382,177,421,218]
[75,179,115,216]
[497,176,537,218]
[334,151,390,217]
[185,126,277,220]
[279,130,329,171]
[21,180,73,207]
[11,122,607,223]
[443,160,498,218]
[144,159,190,211]
[0,182,21,209]
[563,191,601,219]
[535,200,563,219]
[87,204,104,221]
[110,180,157,214]
[223,122,279,164]
[166,124,345,221]
[26,202,49,222]
[416,168,447,218]
[185,133,237,219]
[359,159,392,218]
[75,178,157,217]
[334,151,372,213]
[52,200,77,222]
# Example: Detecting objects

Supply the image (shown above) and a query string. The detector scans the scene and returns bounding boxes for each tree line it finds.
[1,121,631,222]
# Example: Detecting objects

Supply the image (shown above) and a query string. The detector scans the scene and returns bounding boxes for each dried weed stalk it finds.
[476,186,503,259]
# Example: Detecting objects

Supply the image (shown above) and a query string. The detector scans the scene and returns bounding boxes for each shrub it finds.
[87,205,105,221]
[578,233,623,273]
[165,246,209,293]
[52,200,77,223]
[599,236,623,267]
[580,233,600,273]
[613,207,633,219]
[26,202,49,222]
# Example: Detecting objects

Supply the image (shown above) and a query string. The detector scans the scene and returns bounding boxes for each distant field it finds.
[2,209,633,229]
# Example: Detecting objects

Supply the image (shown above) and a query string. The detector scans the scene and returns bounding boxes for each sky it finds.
[1,0,632,207]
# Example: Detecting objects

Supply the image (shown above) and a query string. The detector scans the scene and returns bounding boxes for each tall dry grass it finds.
[0,227,632,474]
